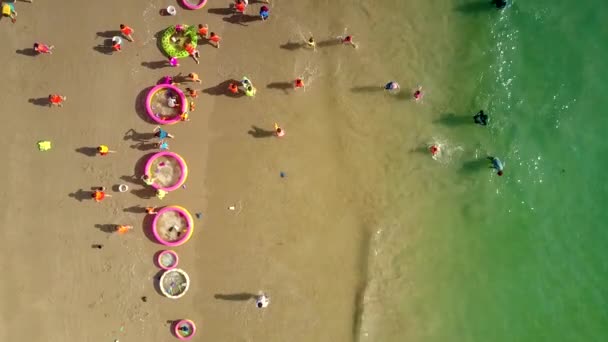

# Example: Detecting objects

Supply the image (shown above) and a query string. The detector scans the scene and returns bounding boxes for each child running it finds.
[209,32,221,48]
[48,94,66,107]
[120,24,135,42]
[34,42,54,54]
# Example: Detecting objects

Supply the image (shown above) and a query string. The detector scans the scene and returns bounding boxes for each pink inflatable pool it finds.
[152,206,194,247]
[144,152,188,192]
[181,0,207,10]
[174,319,196,340]
[145,84,187,125]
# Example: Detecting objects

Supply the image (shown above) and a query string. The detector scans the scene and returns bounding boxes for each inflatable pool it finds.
[181,0,207,10]
[145,84,187,125]
[157,250,179,270]
[160,25,198,58]
[174,319,197,340]
[159,268,190,299]
[144,152,188,191]
[152,205,194,247]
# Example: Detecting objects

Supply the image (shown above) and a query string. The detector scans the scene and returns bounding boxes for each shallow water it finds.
[350,0,608,341]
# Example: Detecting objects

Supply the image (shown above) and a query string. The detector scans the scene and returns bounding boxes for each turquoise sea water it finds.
[357,1,608,341]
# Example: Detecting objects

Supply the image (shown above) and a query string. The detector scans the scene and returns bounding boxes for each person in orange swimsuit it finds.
[186,72,201,83]
[116,225,133,234]
[228,82,239,95]
[184,43,200,64]
[91,187,111,202]
[234,0,246,14]
[197,24,209,39]
[120,24,135,42]
[145,207,158,215]
[34,42,54,54]
[48,94,66,107]
[185,88,201,98]
[209,32,221,48]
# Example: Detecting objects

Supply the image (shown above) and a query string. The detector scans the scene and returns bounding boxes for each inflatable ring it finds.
[145,84,187,125]
[160,25,198,58]
[174,319,196,340]
[159,269,191,299]
[144,152,188,192]
[181,0,207,10]
[157,249,179,270]
[152,205,194,246]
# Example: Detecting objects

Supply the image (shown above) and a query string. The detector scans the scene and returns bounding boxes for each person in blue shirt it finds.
[153,126,175,139]
[259,5,269,20]
[488,156,504,176]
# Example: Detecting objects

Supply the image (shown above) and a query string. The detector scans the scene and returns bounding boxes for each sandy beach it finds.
[0,0,384,341]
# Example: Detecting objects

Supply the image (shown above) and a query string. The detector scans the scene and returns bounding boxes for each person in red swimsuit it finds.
[48,94,66,107]
[197,24,209,39]
[294,78,304,90]
[184,43,200,64]
[34,42,54,54]
[209,32,221,48]
[120,24,135,42]
[234,0,246,14]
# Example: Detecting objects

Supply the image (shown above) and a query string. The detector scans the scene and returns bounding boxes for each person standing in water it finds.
[385,81,400,93]
[488,156,504,176]
[413,86,423,101]
[473,110,489,126]
[306,36,316,50]
[491,0,508,9]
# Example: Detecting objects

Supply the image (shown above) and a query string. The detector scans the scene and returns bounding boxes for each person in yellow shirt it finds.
[97,145,116,156]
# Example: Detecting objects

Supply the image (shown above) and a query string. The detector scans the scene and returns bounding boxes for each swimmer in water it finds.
[491,0,508,9]
[306,36,316,50]
[384,81,400,93]
[413,86,423,101]
[430,145,440,159]
[294,78,305,90]
[473,110,489,126]
[488,156,504,176]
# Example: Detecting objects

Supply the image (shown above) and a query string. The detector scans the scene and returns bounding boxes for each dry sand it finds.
[0,0,379,341]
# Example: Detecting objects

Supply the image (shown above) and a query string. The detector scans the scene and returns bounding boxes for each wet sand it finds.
[0,1,375,341]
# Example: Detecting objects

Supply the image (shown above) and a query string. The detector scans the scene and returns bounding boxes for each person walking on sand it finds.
[97,145,116,156]
[259,5,269,20]
[255,293,270,308]
[184,43,200,64]
[488,156,504,176]
[157,140,169,150]
[186,72,202,83]
[154,126,175,139]
[116,224,133,235]
[274,123,285,137]
[111,36,122,53]
[341,35,358,48]
[209,32,221,48]
[145,207,158,215]
[92,187,112,202]
[385,81,400,93]
[156,189,168,200]
[34,42,54,54]
[228,82,240,95]
[234,0,246,14]
[198,24,209,39]
[306,36,316,50]
[294,78,304,90]
[48,94,66,107]
[120,24,135,42]
[185,87,201,98]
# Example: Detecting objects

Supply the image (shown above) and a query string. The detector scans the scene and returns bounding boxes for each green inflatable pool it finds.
[160,25,199,58]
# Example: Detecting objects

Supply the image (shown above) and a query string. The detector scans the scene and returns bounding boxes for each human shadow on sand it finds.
[280,41,306,51]
[124,128,155,142]
[95,224,116,234]
[142,212,158,243]
[120,175,145,186]
[28,97,49,107]
[266,82,293,94]
[152,270,166,297]
[123,205,148,214]
[142,61,169,70]
[96,30,121,38]
[130,142,158,152]
[207,7,235,15]
[350,86,383,93]
[203,79,244,97]
[248,125,275,138]
[434,113,472,127]
[16,48,37,57]
[135,86,155,123]
[134,153,156,176]
[214,293,257,301]
[75,147,98,157]
[222,14,261,26]
[317,38,342,48]
[68,189,91,202]
[131,187,156,200]
[93,39,114,55]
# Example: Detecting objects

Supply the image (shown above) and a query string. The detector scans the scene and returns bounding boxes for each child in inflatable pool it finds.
[34,42,54,55]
